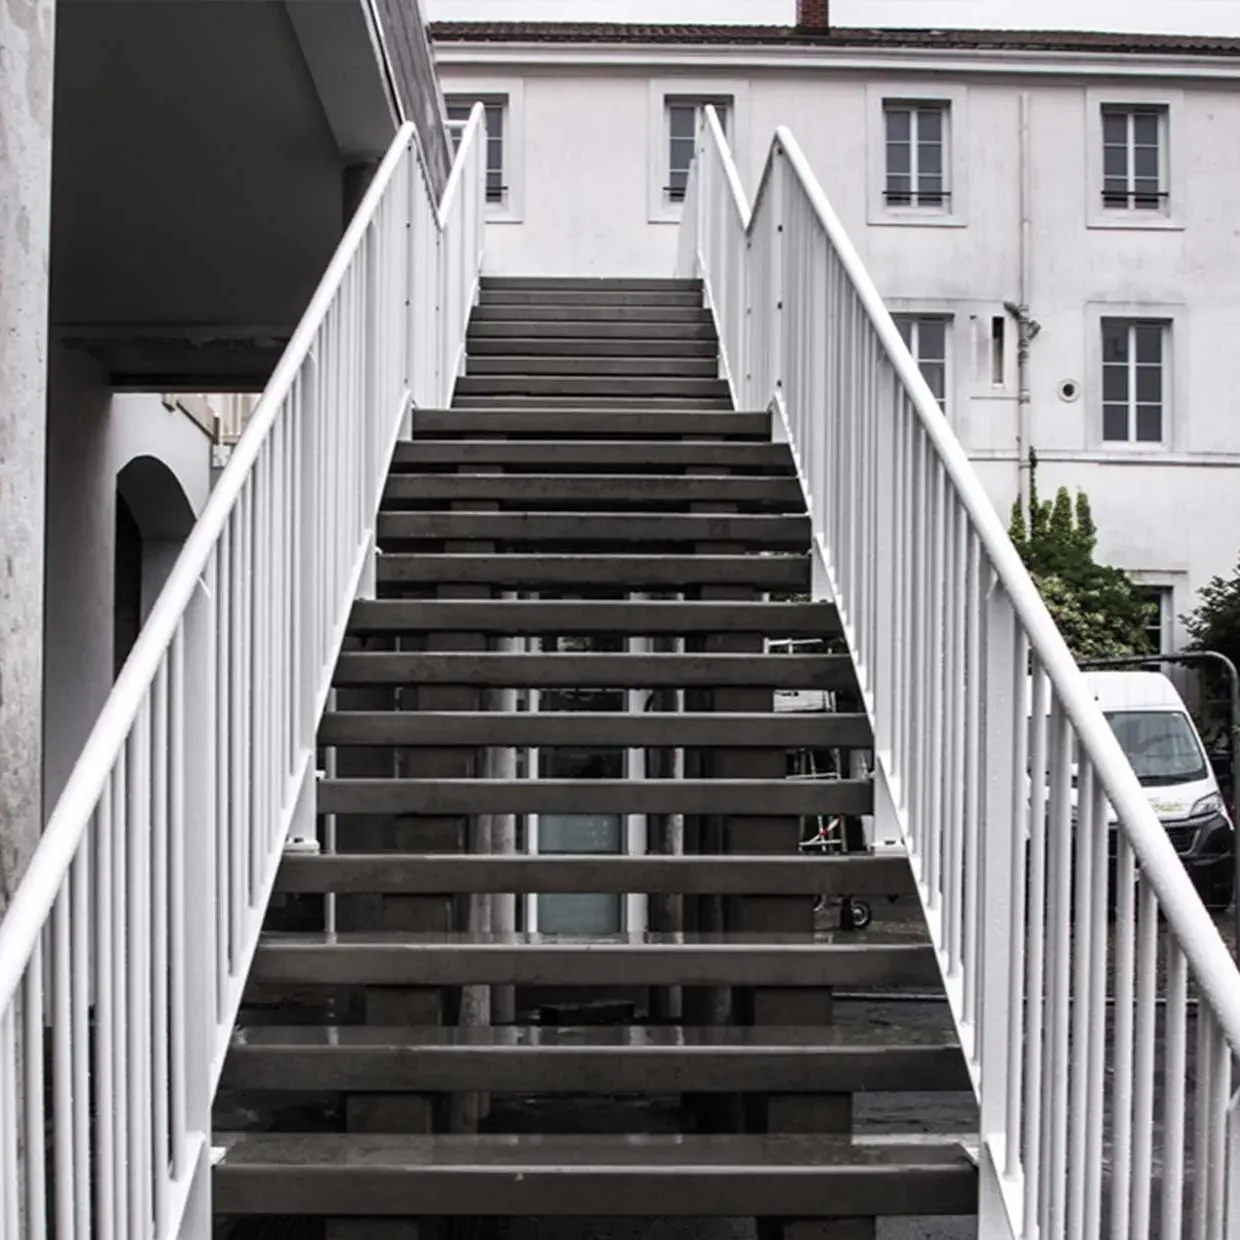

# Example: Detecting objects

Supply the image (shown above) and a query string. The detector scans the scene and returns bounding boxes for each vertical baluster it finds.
[1162,942,1187,1240]
[961,530,981,1029]
[1207,1018,1231,1240]
[943,502,964,973]
[169,628,189,1181]
[1045,700,1072,1237]
[23,939,47,1239]
[1084,767,1109,1238]
[925,461,944,912]
[1023,664,1048,1235]
[150,663,171,1233]
[1,1004,20,1240]
[1130,874,1158,1237]
[110,761,129,1234]
[1004,623,1029,1179]
[71,848,90,1239]
[128,702,153,1237]
[1111,833,1136,1239]
[53,880,74,1240]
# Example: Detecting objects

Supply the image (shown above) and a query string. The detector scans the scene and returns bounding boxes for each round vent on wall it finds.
[1057,379,1081,403]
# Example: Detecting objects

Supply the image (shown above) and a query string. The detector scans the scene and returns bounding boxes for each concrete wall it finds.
[43,343,212,811]
[438,54,1240,643]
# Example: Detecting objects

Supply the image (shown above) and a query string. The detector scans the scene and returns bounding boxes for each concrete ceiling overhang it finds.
[50,0,399,386]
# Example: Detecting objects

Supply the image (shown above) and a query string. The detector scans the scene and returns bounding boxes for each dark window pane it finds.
[1101,321,1129,363]
[1102,111,1128,144]
[1136,404,1163,442]
[917,175,944,206]
[1133,112,1160,145]
[1134,323,1163,363]
[918,107,943,141]
[1133,143,1159,181]
[1103,404,1130,441]
[1135,363,1162,404]
[885,107,911,142]
[484,102,504,139]
[918,320,947,361]
[715,105,730,134]
[886,139,911,177]
[896,319,913,347]
[1103,144,1128,179]
[446,102,471,123]
[920,362,946,403]
[669,104,696,140]
[919,141,943,176]
[1102,363,1129,404]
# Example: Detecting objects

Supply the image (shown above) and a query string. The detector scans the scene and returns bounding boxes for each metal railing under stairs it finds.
[679,105,1240,1239]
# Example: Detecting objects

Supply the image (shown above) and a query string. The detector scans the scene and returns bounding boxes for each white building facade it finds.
[432,21,1240,651]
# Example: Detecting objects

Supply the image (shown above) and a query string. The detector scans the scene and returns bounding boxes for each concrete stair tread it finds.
[249,930,936,987]
[315,777,873,816]
[389,440,792,468]
[452,396,736,410]
[455,377,730,396]
[480,276,703,290]
[381,474,804,507]
[332,651,853,688]
[213,1132,977,1217]
[410,408,769,436]
[466,336,719,356]
[470,305,712,322]
[220,1023,968,1093]
[345,598,839,635]
[376,512,810,546]
[275,852,907,895]
[317,710,869,749]
[466,356,720,376]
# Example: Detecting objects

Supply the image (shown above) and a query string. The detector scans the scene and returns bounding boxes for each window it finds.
[445,97,505,204]
[884,102,949,209]
[1102,106,1168,211]
[666,99,729,203]
[1136,585,1173,654]
[1101,318,1167,444]
[895,316,949,410]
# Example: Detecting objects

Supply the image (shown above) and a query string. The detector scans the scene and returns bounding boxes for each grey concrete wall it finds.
[0,0,56,913]
[43,357,212,811]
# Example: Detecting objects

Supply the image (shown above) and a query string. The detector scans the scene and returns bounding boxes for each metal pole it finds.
[1080,650,1240,959]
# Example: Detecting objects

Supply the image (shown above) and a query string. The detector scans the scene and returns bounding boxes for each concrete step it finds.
[466,355,720,378]
[451,395,735,410]
[411,408,768,438]
[454,375,732,399]
[331,651,853,689]
[389,440,792,471]
[220,1023,963,1094]
[372,553,811,589]
[466,335,718,357]
[249,931,933,988]
[468,318,718,340]
[471,304,712,323]
[480,276,703,292]
[346,598,837,636]
[276,853,905,896]
[315,777,873,817]
[381,473,804,506]
[376,511,810,547]
[213,1132,976,1218]
[480,289,704,308]
[317,709,870,751]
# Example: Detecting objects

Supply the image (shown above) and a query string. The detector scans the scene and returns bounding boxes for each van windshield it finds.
[1104,710,1209,787]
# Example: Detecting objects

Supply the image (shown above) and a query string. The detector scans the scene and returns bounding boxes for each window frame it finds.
[1100,316,1170,448]
[1133,583,1175,655]
[1086,88,1185,231]
[665,96,731,206]
[883,101,950,212]
[893,313,952,413]
[648,78,748,224]
[441,79,525,223]
[867,82,968,228]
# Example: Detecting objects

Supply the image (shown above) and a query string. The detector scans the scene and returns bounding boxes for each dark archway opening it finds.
[114,490,143,677]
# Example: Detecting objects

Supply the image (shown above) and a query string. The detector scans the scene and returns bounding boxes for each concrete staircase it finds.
[212,278,976,1238]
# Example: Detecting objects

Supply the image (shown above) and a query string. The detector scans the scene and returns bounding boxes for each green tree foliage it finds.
[1184,555,1240,672]
[1007,449,1151,660]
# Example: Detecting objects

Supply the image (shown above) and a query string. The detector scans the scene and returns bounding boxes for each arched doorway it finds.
[112,455,197,676]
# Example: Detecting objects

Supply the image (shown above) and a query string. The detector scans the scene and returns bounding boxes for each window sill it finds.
[485,205,522,224]
[1087,212,1184,232]
[649,202,686,226]
[869,211,967,229]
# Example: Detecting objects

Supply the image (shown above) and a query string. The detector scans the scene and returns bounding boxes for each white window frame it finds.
[1086,88,1185,231]
[441,79,525,223]
[648,77,748,224]
[1100,317,1169,449]
[894,314,951,412]
[1087,301,1185,453]
[1133,582,1175,654]
[867,82,968,228]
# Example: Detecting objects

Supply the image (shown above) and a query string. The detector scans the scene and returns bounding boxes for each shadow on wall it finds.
[112,454,198,677]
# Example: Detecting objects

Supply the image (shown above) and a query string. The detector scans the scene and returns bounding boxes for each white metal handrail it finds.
[681,106,1240,1239]
[0,106,486,1239]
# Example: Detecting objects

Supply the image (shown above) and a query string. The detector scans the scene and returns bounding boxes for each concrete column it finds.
[0,0,56,913]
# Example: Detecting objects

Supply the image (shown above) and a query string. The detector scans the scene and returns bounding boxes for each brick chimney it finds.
[797,0,829,27]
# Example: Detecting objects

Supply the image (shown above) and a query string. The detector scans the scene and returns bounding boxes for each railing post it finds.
[769,143,786,406]
[977,576,1021,1240]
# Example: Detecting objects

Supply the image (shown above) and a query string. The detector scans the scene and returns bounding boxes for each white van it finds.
[1078,671,1232,909]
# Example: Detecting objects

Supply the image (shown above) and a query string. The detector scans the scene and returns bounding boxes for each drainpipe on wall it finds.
[1006,91,1041,513]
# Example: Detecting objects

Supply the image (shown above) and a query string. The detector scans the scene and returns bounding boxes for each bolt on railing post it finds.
[770,146,786,402]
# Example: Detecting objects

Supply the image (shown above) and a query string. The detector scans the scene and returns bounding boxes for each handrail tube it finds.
[683,107,1240,1237]
[769,124,1240,1048]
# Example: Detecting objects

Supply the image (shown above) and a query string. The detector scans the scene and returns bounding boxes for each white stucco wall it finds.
[438,48,1240,643]
[43,343,212,810]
